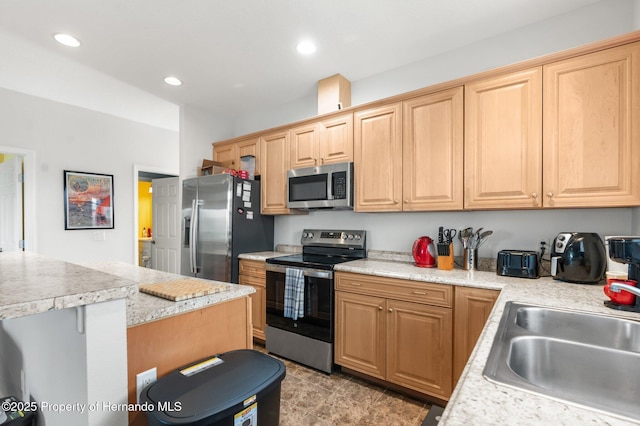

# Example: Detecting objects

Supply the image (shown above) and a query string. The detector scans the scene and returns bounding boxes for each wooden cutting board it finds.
[139,279,228,301]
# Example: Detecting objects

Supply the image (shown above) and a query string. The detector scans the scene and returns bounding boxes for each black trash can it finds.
[142,349,286,426]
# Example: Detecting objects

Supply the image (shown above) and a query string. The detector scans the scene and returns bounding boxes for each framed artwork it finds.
[64,170,114,230]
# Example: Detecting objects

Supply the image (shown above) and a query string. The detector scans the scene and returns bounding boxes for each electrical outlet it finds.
[136,367,157,403]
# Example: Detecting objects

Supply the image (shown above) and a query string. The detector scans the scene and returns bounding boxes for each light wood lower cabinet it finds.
[127,297,252,426]
[239,259,267,341]
[335,272,453,400]
[453,286,499,385]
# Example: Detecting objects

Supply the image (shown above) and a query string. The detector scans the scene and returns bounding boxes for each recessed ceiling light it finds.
[164,76,182,86]
[53,33,81,47]
[296,40,316,55]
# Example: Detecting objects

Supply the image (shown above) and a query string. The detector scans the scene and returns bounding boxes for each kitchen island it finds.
[335,258,640,425]
[81,261,255,426]
[0,252,256,426]
[0,252,137,426]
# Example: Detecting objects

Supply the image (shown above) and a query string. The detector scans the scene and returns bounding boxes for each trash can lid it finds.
[143,349,286,422]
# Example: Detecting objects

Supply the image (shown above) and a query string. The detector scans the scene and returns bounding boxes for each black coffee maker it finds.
[606,237,640,312]
[550,232,606,284]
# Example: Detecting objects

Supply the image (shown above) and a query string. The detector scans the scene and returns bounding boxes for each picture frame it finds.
[64,170,114,230]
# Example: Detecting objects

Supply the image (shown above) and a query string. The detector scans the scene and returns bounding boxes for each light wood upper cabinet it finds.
[237,137,260,176]
[319,113,354,165]
[354,103,403,212]
[543,41,640,208]
[464,68,543,209]
[403,87,464,211]
[290,123,318,169]
[260,130,290,214]
[212,141,238,169]
[290,113,354,170]
[453,287,498,386]
[213,137,260,175]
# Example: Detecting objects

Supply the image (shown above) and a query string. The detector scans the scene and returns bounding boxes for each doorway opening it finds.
[0,147,35,253]
[133,166,179,271]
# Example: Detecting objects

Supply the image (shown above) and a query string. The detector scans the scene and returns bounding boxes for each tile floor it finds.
[255,345,434,425]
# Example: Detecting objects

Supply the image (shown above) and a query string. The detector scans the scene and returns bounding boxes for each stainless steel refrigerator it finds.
[181,174,274,283]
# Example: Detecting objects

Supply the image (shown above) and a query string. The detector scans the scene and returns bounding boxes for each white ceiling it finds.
[0,0,602,118]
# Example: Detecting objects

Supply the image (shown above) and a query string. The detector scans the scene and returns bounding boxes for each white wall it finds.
[0,87,179,263]
[180,104,234,179]
[225,0,640,258]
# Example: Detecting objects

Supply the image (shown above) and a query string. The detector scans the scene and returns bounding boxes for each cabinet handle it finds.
[394,200,399,204]
[388,308,393,312]
[547,192,553,198]
[378,306,383,310]
[320,158,325,164]
[412,291,426,295]
[314,158,317,165]
[350,282,362,286]
[404,200,409,203]
[532,193,538,199]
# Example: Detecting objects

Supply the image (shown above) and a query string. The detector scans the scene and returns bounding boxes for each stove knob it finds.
[341,232,347,239]
[354,234,361,240]
[302,232,308,238]
[307,232,314,239]
[347,234,354,240]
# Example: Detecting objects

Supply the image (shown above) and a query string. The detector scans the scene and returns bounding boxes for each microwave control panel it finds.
[332,171,347,199]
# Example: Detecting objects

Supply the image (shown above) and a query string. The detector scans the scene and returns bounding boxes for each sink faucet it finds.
[609,282,640,297]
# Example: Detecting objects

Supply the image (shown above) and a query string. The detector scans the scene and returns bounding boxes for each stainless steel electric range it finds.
[264,229,366,373]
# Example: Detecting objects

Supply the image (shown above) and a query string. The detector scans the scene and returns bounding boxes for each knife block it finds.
[437,244,454,270]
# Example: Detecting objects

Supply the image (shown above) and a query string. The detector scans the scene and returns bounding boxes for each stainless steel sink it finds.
[484,302,640,421]
[515,305,640,352]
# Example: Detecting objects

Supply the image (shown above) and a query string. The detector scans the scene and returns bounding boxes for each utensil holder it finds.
[464,248,478,271]
[438,244,454,270]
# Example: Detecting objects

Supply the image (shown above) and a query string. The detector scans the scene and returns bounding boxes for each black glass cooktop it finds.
[266,253,357,270]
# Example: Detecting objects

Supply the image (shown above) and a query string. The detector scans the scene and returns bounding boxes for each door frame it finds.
[0,146,36,252]
[132,164,179,266]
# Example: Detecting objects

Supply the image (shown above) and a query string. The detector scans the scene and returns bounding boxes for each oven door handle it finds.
[265,263,333,279]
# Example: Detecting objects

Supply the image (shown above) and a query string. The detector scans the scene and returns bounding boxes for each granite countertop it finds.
[238,251,286,261]
[82,262,255,326]
[333,257,640,425]
[0,252,137,320]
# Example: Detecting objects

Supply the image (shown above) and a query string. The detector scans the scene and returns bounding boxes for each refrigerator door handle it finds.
[190,199,201,274]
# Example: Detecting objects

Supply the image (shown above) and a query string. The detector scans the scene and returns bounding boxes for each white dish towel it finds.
[284,268,305,320]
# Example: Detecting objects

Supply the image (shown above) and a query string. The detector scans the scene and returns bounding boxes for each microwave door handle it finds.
[327,174,333,200]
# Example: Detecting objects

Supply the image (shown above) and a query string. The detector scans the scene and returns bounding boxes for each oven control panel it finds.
[301,229,366,248]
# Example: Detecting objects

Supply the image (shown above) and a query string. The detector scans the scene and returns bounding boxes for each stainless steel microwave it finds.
[287,162,354,210]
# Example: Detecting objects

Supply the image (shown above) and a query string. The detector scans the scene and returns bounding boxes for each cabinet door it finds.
[543,42,640,207]
[260,131,290,214]
[464,68,543,209]
[403,87,464,211]
[239,260,266,341]
[335,291,386,380]
[213,142,238,169]
[237,137,261,176]
[387,299,453,399]
[354,103,403,212]
[453,287,498,385]
[319,113,354,165]
[290,123,319,169]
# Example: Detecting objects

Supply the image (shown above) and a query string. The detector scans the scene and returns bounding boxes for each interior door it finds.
[0,156,23,252]
[151,177,180,273]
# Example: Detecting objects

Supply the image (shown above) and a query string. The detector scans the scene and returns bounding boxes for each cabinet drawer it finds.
[335,272,452,308]
[239,273,265,288]
[239,259,266,279]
